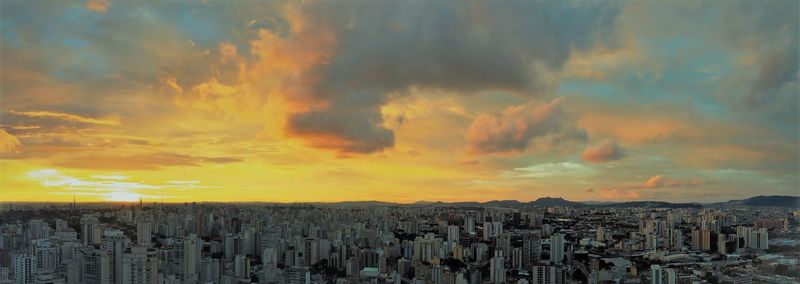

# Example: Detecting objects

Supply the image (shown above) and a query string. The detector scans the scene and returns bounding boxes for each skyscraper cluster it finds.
[0,203,796,283]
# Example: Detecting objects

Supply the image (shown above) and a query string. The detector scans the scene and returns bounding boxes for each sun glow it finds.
[104,191,140,202]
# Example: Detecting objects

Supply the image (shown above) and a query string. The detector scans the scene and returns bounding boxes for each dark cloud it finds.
[715,1,799,116]
[582,139,626,163]
[747,48,798,107]
[288,91,395,153]
[283,1,620,153]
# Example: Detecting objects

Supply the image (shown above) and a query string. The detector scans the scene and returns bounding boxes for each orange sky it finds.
[1,1,797,203]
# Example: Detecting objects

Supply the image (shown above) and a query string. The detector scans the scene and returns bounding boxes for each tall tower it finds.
[550,233,565,264]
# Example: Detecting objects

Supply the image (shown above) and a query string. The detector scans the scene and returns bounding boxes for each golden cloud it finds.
[10,110,120,126]
[0,129,21,154]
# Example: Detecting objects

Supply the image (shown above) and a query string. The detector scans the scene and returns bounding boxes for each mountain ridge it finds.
[316,195,799,208]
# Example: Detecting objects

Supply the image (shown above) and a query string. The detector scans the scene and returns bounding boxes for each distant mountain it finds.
[317,195,799,208]
[581,201,615,205]
[528,197,586,208]
[599,201,702,209]
[710,195,800,208]
[482,200,523,207]
[321,200,398,207]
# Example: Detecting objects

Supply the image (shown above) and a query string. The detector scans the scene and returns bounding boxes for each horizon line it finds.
[0,194,795,206]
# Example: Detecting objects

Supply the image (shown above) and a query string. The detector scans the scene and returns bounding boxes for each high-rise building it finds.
[531,265,564,284]
[670,229,683,250]
[549,233,564,264]
[234,254,249,278]
[522,231,541,268]
[701,230,712,251]
[103,229,126,284]
[483,222,493,241]
[492,222,503,238]
[650,264,663,284]
[224,233,235,260]
[176,234,200,282]
[447,226,459,242]
[14,255,37,284]
[664,268,677,284]
[80,215,100,245]
[512,247,523,269]
[466,217,476,235]
[693,229,712,251]
[135,221,151,247]
[749,228,769,250]
[32,240,58,274]
[489,250,506,284]
[81,248,110,284]
[242,226,256,256]
[120,245,158,284]
[596,226,605,242]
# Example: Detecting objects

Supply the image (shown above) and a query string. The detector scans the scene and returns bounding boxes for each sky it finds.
[0,0,798,203]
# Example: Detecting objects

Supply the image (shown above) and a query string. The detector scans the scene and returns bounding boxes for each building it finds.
[120,245,158,284]
[102,229,126,284]
[650,265,662,284]
[447,226,459,242]
[489,250,505,283]
[135,221,151,247]
[532,265,565,284]
[550,233,564,264]
[664,268,677,284]
[80,215,100,245]
[81,248,110,284]
[14,255,37,284]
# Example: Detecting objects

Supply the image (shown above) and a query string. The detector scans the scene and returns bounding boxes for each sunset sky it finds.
[1,0,798,203]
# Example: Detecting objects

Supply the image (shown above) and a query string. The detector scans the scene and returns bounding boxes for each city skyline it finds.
[1,1,799,203]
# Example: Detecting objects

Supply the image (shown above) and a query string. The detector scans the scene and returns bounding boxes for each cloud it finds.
[172,1,620,154]
[53,152,243,170]
[643,175,664,188]
[218,42,238,63]
[503,161,595,179]
[598,188,641,200]
[163,76,184,94]
[466,97,586,154]
[86,0,109,12]
[9,110,119,126]
[633,174,709,190]
[90,175,129,180]
[287,92,395,153]
[716,1,799,111]
[582,139,626,163]
[616,174,708,190]
[0,129,21,154]
[746,48,798,107]
[592,174,712,200]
